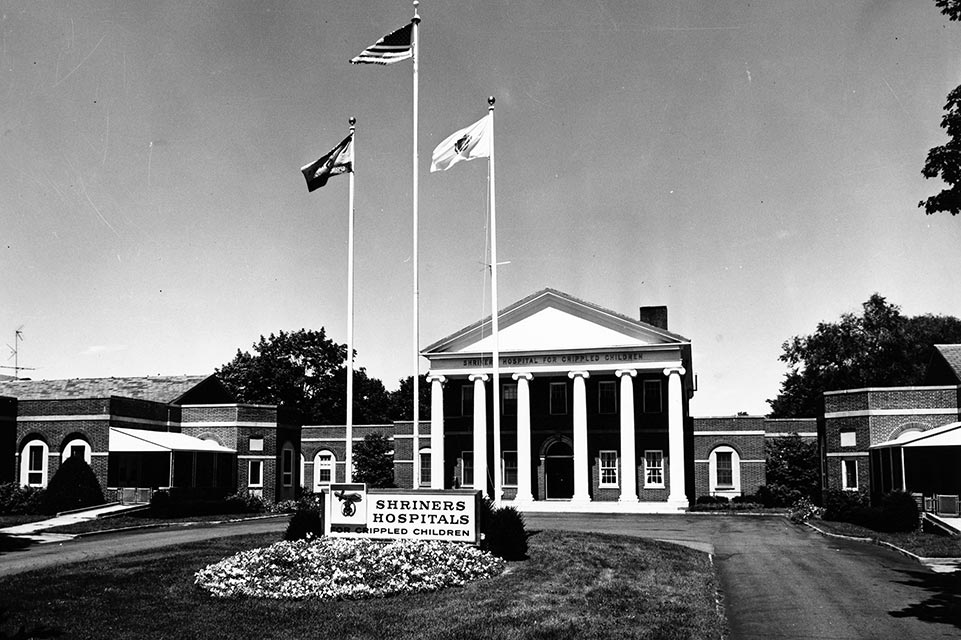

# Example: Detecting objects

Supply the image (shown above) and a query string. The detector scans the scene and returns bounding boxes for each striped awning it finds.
[109,427,235,453]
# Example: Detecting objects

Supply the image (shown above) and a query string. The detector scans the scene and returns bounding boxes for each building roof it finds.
[422,287,690,355]
[926,344,961,385]
[0,375,221,404]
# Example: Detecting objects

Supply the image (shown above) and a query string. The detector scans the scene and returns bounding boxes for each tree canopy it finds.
[216,329,422,425]
[352,433,395,488]
[920,1,961,214]
[768,294,961,417]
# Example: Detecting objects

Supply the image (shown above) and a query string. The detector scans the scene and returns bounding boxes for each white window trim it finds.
[599,449,619,487]
[21,440,49,488]
[842,459,859,491]
[313,450,336,490]
[502,450,518,487]
[419,447,432,487]
[248,459,264,488]
[643,449,664,488]
[839,431,856,448]
[61,438,92,465]
[461,450,474,488]
[709,446,741,496]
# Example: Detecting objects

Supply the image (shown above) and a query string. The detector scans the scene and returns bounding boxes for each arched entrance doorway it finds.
[544,440,574,499]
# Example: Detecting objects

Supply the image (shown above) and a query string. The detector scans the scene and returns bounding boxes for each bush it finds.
[788,497,822,524]
[483,506,528,560]
[695,495,730,505]
[42,457,104,515]
[821,489,870,522]
[224,491,266,514]
[756,484,804,508]
[821,490,918,533]
[875,491,920,533]
[0,482,46,515]
[284,494,325,541]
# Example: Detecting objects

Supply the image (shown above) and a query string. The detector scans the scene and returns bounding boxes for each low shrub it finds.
[483,506,528,560]
[0,482,46,515]
[874,491,919,532]
[42,457,105,514]
[756,484,803,508]
[224,491,266,514]
[695,495,730,505]
[788,497,822,523]
[283,495,325,541]
[821,489,870,522]
[821,490,918,533]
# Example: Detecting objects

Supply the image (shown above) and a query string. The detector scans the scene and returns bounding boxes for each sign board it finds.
[324,485,480,544]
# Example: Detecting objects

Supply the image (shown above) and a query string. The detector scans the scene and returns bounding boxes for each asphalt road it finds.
[2,514,959,639]
[524,513,961,640]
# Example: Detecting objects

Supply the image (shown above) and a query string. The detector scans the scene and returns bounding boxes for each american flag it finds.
[349,23,413,65]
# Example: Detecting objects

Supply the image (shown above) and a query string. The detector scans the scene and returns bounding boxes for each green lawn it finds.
[0,530,726,640]
[811,519,961,558]
[44,511,282,535]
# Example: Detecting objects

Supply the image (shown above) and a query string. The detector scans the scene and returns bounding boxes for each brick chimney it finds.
[639,306,668,330]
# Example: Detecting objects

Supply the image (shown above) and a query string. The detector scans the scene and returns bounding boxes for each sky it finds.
[2,0,961,417]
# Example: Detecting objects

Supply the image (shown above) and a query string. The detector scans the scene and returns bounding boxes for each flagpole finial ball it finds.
[349,117,356,127]
[488,96,495,107]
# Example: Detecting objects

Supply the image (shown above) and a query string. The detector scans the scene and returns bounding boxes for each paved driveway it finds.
[2,514,959,639]
[525,513,961,640]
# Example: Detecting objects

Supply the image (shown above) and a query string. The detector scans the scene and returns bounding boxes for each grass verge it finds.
[812,519,961,557]
[0,530,725,640]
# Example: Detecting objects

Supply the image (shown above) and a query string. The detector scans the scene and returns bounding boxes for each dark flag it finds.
[349,23,413,65]
[301,134,353,192]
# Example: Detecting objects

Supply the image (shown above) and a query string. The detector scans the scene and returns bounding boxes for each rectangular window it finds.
[644,450,664,487]
[317,454,332,484]
[598,381,617,414]
[70,444,85,459]
[599,450,618,486]
[420,451,431,486]
[282,448,294,487]
[461,385,474,417]
[550,382,568,415]
[643,380,662,413]
[716,451,733,487]
[842,459,858,491]
[249,437,264,452]
[502,384,517,416]
[27,444,44,486]
[502,451,518,486]
[248,460,264,488]
[461,451,474,487]
[840,431,856,448]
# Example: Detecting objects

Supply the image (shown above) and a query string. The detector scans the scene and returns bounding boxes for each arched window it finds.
[281,443,296,488]
[709,445,741,497]
[61,437,92,465]
[20,439,49,487]
[314,450,336,491]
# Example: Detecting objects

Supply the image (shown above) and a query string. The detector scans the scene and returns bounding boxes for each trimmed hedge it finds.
[0,482,45,515]
[821,489,919,533]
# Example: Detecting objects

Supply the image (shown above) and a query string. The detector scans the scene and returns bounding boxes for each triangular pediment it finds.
[423,289,688,356]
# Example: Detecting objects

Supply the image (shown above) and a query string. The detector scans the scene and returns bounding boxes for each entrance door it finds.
[545,441,574,499]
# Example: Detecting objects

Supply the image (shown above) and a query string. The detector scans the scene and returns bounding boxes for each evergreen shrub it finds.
[42,457,104,515]
[484,506,528,560]
[284,494,325,541]
[0,482,46,515]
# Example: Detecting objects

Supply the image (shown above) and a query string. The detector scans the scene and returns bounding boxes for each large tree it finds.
[768,294,961,417]
[217,329,392,425]
[920,1,961,214]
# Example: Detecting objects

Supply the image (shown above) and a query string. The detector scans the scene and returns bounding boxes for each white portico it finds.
[421,289,695,513]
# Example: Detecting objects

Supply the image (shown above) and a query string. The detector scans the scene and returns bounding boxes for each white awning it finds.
[871,422,961,450]
[109,427,235,453]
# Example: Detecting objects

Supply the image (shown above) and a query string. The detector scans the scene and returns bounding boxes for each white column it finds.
[470,373,489,498]
[664,367,688,509]
[512,372,534,503]
[569,371,590,503]
[427,374,446,490]
[616,369,638,503]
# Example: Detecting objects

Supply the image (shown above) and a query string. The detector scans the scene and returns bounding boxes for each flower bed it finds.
[194,537,505,600]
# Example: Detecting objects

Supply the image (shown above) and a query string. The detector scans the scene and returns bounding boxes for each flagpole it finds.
[346,116,356,484]
[411,0,422,490]
[488,97,502,504]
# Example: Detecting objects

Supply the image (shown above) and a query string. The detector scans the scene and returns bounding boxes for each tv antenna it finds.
[2,327,36,379]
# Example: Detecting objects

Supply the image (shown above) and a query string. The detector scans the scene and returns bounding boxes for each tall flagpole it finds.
[411,1,422,489]
[346,116,357,484]
[488,97,502,504]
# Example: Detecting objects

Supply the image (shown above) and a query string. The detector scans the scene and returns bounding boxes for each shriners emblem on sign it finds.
[334,489,362,517]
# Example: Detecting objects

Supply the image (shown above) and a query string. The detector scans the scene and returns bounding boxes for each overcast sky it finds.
[2,1,960,416]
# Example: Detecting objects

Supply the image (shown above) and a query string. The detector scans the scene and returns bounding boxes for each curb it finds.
[72,512,291,538]
[805,521,961,571]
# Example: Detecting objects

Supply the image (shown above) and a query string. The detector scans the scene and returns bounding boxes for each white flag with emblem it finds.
[430,114,492,172]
